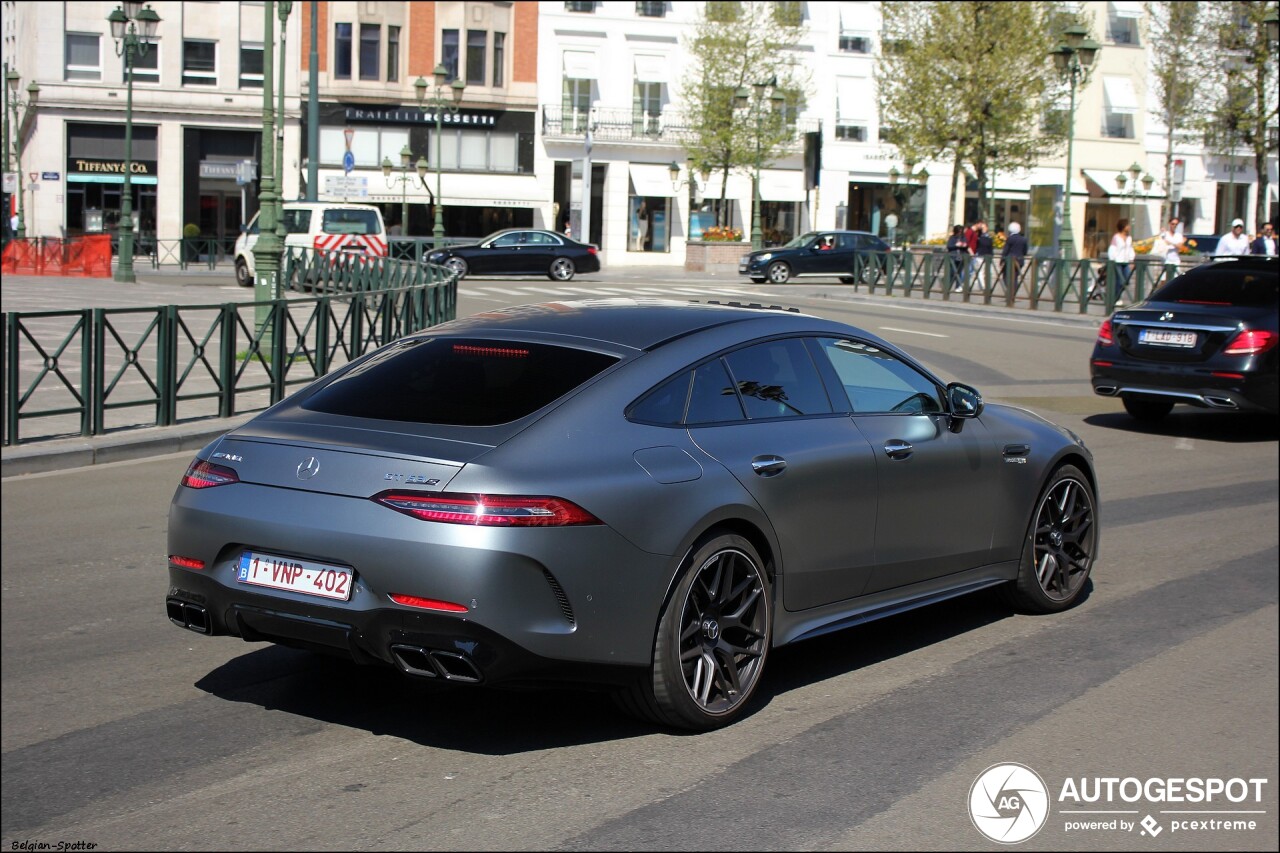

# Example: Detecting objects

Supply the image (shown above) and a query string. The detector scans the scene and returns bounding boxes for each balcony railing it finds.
[541,105,820,147]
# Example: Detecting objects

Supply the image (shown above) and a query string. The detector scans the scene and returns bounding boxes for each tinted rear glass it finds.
[322,209,382,235]
[280,209,312,234]
[1151,264,1278,308]
[303,337,619,426]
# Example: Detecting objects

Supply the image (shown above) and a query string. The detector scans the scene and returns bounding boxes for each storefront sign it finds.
[71,158,157,176]
[199,161,240,179]
[343,106,498,127]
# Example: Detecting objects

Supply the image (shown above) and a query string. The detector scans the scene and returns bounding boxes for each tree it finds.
[1200,1,1278,231]
[1144,2,1217,224]
[877,1,1066,231]
[679,2,810,228]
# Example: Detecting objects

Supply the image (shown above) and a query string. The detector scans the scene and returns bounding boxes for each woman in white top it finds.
[1106,218,1135,304]
[1158,217,1185,267]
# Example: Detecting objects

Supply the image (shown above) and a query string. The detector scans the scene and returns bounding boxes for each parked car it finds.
[1091,255,1278,421]
[234,201,387,287]
[739,230,890,285]
[168,299,1098,730]
[1183,234,1221,256]
[425,228,600,282]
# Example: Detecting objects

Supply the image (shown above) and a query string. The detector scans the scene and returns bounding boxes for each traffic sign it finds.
[343,151,355,174]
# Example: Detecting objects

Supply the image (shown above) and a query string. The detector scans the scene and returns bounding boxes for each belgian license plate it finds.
[1139,328,1196,347]
[236,551,353,601]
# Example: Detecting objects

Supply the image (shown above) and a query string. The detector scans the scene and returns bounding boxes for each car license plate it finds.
[1139,328,1196,347]
[236,551,354,601]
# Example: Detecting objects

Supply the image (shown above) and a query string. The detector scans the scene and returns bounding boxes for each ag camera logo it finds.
[969,763,1051,843]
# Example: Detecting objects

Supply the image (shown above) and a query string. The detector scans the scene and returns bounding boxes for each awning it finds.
[1081,168,1166,199]
[338,170,547,208]
[836,77,870,122]
[1102,75,1139,115]
[1109,1,1142,18]
[562,50,599,80]
[629,163,675,198]
[758,169,806,203]
[699,171,753,201]
[633,54,668,84]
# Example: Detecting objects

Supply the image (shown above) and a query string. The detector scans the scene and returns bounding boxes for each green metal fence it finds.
[3,252,457,446]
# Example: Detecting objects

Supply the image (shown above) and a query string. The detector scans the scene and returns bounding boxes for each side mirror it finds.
[946,382,983,432]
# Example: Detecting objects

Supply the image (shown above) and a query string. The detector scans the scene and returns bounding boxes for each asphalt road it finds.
[2,280,1277,851]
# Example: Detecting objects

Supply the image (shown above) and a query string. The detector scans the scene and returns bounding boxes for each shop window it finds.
[334,23,352,79]
[835,123,867,142]
[318,126,407,167]
[493,33,506,88]
[182,40,217,86]
[125,40,159,84]
[239,43,263,89]
[442,30,460,82]
[689,198,740,241]
[359,24,380,81]
[629,196,670,253]
[387,26,400,82]
[66,33,101,82]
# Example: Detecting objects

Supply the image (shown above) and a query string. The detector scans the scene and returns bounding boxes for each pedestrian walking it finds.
[1154,217,1185,272]
[1249,222,1276,255]
[972,221,994,289]
[1001,221,1028,286]
[1215,219,1251,256]
[945,225,970,291]
[1106,218,1135,305]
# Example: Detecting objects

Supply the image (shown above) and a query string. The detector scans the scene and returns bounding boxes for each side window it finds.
[816,338,942,414]
[723,338,832,419]
[280,209,311,234]
[686,359,746,424]
[323,209,382,235]
[629,371,691,425]
[492,233,521,247]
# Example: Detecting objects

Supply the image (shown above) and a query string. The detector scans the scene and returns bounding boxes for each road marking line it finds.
[879,326,949,338]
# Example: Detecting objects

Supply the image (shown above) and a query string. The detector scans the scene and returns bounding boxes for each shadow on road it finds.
[1083,409,1279,443]
[191,584,1067,751]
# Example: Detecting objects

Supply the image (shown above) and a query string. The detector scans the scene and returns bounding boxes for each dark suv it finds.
[739,230,889,285]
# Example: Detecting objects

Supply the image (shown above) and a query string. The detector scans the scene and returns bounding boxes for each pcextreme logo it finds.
[968,763,1271,843]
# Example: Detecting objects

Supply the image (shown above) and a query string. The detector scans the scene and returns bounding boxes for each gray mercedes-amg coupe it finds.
[167,299,1099,730]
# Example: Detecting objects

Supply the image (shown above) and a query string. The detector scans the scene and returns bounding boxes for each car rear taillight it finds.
[373,491,601,527]
[181,459,240,489]
[587,246,598,255]
[1096,319,1114,347]
[1222,329,1277,356]
[389,593,469,613]
[169,555,206,570]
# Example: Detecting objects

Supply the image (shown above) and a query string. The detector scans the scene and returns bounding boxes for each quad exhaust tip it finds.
[390,644,483,683]
[167,598,210,634]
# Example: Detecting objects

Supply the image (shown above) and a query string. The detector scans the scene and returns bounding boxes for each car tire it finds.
[235,258,253,288]
[750,277,766,284]
[766,261,791,284]
[1122,397,1174,422]
[859,261,883,286]
[549,257,576,281]
[839,276,856,284]
[615,532,772,731]
[1001,464,1097,614]
[443,257,469,279]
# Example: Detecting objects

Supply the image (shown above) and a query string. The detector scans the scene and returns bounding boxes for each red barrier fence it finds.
[1,235,113,277]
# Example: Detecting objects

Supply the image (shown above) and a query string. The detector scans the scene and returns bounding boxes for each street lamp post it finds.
[413,67,465,247]
[1114,161,1153,232]
[1051,24,1100,268]
[4,68,39,240]
[107,2,160,283]
[273,1,292,248]
[382,144,428,236]
[735,76,784,251]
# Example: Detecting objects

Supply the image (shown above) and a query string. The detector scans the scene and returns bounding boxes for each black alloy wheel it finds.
[444,257,469,279]
[549,257,576,281]
[1003,465,1097,613]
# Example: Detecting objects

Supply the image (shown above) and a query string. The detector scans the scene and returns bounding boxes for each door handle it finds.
[750,455,787,477]
[883,439,914,460]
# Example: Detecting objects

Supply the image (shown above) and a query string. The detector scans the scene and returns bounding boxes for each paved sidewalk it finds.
[2,265,1106,477]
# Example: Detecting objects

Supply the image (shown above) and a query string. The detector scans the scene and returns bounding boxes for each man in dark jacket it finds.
[1249,223,1276,255]
[1001,221,1028,284]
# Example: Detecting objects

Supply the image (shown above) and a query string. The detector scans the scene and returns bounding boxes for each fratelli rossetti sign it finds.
[343,106,498,126]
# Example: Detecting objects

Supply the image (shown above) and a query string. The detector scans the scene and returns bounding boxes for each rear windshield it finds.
[1151,264,1278,308]
[279,209,313,234]
[322,209,382,235]
[302,337,619,426]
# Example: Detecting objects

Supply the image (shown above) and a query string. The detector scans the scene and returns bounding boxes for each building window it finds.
[1107,14,1140,45]
[566,1,596,12]
[629,196,670,252]
[636,1,665,16]
[1102,113,1135,139]
[359,24,380,81]
[835,123,867,142]
[563,78,592,133]
[634,80,662,135]
[125,40,159,84]
[65,33,102,82]
[466,30,487,86]
[427,128,520,172]
[706,1,742,22]
[182,40,217,86]
[839,34,870,53]
[319,125,408,167]
[334,23,352,79]
[442,30,460,82]
[493,32,506,88]
[239,43,263,89]
[387,26,400,82]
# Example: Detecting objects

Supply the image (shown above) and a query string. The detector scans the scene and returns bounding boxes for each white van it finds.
[234,201,387,287]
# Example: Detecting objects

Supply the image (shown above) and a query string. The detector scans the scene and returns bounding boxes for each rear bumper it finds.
[1090,360,1278,413]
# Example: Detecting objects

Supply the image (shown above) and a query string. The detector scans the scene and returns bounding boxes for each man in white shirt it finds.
[1216,219,1251,256]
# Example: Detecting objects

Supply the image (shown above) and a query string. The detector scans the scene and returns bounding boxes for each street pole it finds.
[107,3,161,283]
[4,68,38,241]
[1051,26,1100,290]
[306,1,318,201]
[736,76,779,252]
[253,0,280,320]
[416,68,464,248]
[274,1,292,250]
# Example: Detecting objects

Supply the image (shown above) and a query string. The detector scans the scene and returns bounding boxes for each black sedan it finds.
[426,228,600,281]
[168,300,1098,730]
[1091,255,1278,421]
[739,230,889,285]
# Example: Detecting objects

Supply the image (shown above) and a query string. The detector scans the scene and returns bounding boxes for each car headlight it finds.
[427,251,446,262]
[755,253,773,263]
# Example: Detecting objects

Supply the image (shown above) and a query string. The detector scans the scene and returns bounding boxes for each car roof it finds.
[424,299,845,351]
[283,201,381,210]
